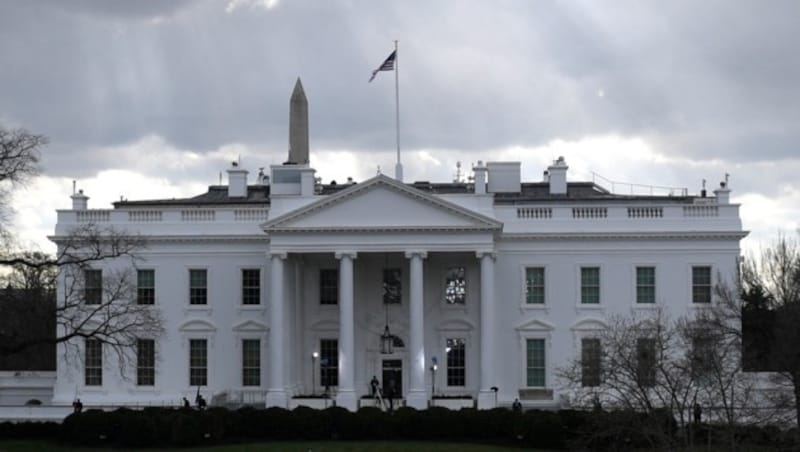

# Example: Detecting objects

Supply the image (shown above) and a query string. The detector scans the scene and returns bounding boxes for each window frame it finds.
[319,338,339,388]
[524,266,546,305]
[137,269,155,305]
[635,266,656,305]
[636,337,657,387]
[136,338,155,386]
[189,269,208,306]
[382,267,402,305]
[691,265,713,304]
[241,268,261,306]
[579,266,601,305]
[525,338,547,388]
[444,266,467,306]
[319,269,339,305]
[84,338,103,386]
[580,338,602,387]
[445,337,466,387]
[84,269,102,305]
[241,339,261,387]
[189,338,208,386]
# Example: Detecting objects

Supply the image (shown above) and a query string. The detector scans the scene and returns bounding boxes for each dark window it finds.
[525,267,545,304]
[242,269,260,305]
[581,267,600,304]
[84,269,102,305]
[189,269,207,305]
[526,339,545,387]
[320,269,338,305]
[242,339,261,386]
[320,339,338,387]
[189,339,207,386]
[691,335,715,380]
[137,339,155,386]
[692,266,712,303]
[445,267,466,305]
[446,338,466,386]
[581,338,602,387]
[636,267,656,304]
[85,339,102,386]
[383,268,402,304]
[636,338,657,387]
[137,270,155,305]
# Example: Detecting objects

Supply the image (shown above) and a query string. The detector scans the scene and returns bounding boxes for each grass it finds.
[0,440,530,452]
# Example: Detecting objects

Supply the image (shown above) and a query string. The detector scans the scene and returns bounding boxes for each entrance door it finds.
[382,359,402,398]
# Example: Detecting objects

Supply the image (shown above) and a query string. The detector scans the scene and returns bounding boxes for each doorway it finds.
[382,359,402,398]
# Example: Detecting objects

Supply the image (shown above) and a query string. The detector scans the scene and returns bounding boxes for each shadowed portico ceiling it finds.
[263,174,502,233]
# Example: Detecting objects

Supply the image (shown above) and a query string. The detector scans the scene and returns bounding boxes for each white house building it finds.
[51,80,746,412]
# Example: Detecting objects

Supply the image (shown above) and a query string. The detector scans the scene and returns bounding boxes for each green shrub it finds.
[169,412,202,447]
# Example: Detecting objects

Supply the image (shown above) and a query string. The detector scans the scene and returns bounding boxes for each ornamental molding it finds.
[262,174,502,232]
[500,231,749,241]
[515,318,556,332]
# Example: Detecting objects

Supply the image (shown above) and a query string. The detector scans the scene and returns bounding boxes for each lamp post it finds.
[430,356,438,396]
[311,352,319,396]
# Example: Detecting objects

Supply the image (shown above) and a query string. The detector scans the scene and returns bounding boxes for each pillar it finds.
[405,251,428,409]
[266,252,288,408]
[335,252,357,411]
[477,251,497,409]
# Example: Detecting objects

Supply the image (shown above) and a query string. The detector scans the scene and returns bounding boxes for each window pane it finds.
[526,339,545,387]
[581,267,600,304]
[242,339,260,386]
[84,269,102,305]
[320,339,338,388]
[85,339,102,386]
[445,267,466,305]
[581,338,601,387]
[137,269,155,305]
[383,268,402,304]
[525,267,545,304]
[320,269,338,305]
[137,339,155,386]
[189,339,207,386]
[189,269,207,305]
[242,269,260,305]
[636,267,656,304]
[446,338,466,387]
[636,338,656,387]
[692,266,712,303]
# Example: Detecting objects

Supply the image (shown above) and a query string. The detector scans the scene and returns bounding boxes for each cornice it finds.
[266,225,498,234]
[500,231,749,241]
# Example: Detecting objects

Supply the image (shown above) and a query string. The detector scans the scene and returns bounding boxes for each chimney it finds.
[548,156,568,195]
[473,161,488,195]
[71,189,89,210]
[227,162,249,198]
[714,174,731,204]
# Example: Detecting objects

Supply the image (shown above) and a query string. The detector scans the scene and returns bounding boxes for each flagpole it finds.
[394,40,403,182]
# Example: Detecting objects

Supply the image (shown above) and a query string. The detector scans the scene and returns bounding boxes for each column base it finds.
[265,390,288,408]
[477,390,498,410]
[336,390,358,412]
[406,389,428,410]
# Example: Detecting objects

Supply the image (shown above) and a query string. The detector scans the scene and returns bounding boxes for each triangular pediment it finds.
[232,320,268,332]
[264,174,501,232]
[515,318,556,332]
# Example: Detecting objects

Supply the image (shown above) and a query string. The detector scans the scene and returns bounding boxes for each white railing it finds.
[627,207,663,218]
[181,210,215,222]
[517,207,552,219]
[683,205,719,217]
[128,210,163,222]
[234,209,269,222]
[76,210,111,223]
[572,207,607,219]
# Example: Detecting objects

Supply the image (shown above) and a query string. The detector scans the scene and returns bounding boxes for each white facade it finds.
[51,89,746,412]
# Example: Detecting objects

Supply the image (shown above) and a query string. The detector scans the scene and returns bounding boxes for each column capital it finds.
[334,251,358,260]
[476,251,497,260]
[404,251,428,259]
[269,251,288,260]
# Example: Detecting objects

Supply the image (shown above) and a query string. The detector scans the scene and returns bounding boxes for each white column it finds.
[266,252,288,408]
[405,251,428,409]
[335,251,357,411]
[477,251,497,409]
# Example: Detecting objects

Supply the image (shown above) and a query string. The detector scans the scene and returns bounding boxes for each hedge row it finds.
[3,407,797,450]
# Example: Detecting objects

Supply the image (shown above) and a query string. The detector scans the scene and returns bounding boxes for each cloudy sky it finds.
[1,0,798,253]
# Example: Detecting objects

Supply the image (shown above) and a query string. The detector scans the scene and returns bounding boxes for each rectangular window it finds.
[241,269,261,305]
[691,335,714,380]
[580,267,600,304]
[319,269,338,305]
[525,338,545,387]
[189,269,207,305]
[446,338,466,387]
[84,269,102,305]
[242,339,261,386]
[692,266,712,304]
[383,268,402,304]
[525,267,545,304]
[189,339,207,386]
[137,339,155,386]
[636,338,657,387]
[636,267,656,304]
[320,339,338,388]
[85,339,102,386]
[581,338,602,387]
[137,269,155,305]
[445,267,466,305]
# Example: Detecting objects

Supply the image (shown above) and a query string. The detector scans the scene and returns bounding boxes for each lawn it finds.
[0,440,531,451]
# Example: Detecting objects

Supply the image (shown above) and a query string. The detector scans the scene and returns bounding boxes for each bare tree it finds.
[0,126,45,234]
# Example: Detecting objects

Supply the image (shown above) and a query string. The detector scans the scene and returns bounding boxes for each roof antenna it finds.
[72,180,76,195]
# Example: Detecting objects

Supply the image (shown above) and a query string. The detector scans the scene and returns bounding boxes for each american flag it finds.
[369,50,396,82]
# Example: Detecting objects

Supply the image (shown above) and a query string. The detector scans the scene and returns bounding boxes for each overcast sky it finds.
[1,0,798,253]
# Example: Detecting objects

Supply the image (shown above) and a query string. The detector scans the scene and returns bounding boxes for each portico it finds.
[262,174,501,411]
